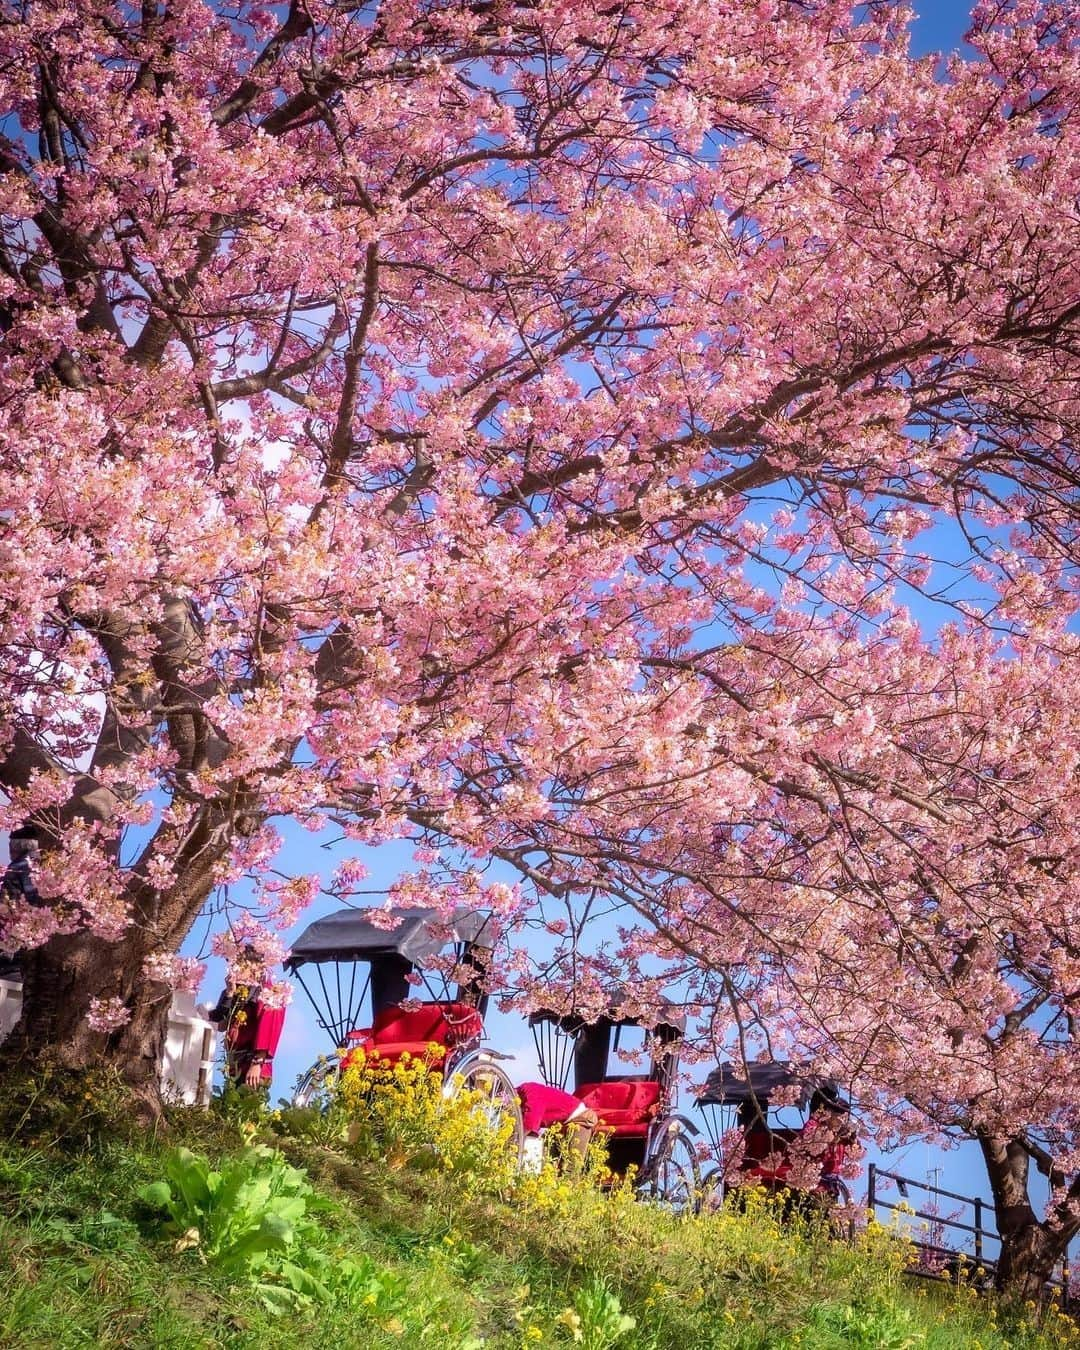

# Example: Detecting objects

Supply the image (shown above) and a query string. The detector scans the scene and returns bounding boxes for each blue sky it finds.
[907,0,979,57]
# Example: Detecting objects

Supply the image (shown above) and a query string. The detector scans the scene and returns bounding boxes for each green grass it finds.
[0,1111,1074,1350]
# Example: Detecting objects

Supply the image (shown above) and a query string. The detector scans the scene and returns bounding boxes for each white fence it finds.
[0,978,217,1105]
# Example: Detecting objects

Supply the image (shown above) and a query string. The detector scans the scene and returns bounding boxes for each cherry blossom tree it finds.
[0,0,1076,1297]
[551,626,1079,1300]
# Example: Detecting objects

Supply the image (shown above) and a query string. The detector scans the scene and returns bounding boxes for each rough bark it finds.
[0,824,228,1114]
[0,584,262,1114]
[1,928,168,1091]
[979,1134,1079,1304]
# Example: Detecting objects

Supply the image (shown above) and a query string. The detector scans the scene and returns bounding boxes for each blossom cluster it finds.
[85,996,131,1035]
[142,953,207,994]
[212,917,291,993]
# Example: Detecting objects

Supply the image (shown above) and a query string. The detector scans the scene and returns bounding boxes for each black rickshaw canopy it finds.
[527,1001,686,1037]
[529,999,687,1096]
[285,904,495,1047]
[286,905,495,969]
[696,1061,843,1111]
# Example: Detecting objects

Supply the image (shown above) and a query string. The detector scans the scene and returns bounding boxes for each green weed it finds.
[0,1079,1075,1350]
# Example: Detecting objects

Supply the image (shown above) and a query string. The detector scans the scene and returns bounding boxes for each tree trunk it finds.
[994,1220,1063,1305]
[0,928,170,1103]
[978,1134,1077,1305]
[0,811,231,1116]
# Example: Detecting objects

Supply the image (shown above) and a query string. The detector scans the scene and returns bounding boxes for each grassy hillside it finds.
[0,1073,1075,1350]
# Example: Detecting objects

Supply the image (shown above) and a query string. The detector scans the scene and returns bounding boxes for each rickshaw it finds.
[287,905,523,1153]
[695,1061,854,1208]
[528,1002,701,1207]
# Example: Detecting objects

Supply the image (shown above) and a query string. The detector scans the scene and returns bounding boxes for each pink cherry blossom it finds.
[0,0,1075,1299]
[85,997,131,1035]
[142,953,206,995]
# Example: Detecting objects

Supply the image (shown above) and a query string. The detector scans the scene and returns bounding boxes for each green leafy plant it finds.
[564,1276,637,1350]
[273,1102,350,1150]
[138,1144,326,1279]
[802,1296,926,1349]
[210,1081,273,1126]
[443,1234,488,1283]
[250,1247,409,1319]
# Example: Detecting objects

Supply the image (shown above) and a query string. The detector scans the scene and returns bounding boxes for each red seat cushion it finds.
[744,1164,792,1186]
[517,1082,585,1134]
[577,1079,660,1136]
[370,1003,446,1045]
[367,1001,482,1049]
[590,1110,651,1138]
[739,1125,850,1191]
[341,1001,482,1071]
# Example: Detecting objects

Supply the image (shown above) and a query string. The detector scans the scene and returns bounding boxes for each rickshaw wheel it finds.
[823,1177,854,1240]
[825,1177,852,1207]
[292,1054,342,1109]
[447,1055,524,1164]
[698,1164,728,1213]
[640,1122,700,1213]
[703,1172,854,1234]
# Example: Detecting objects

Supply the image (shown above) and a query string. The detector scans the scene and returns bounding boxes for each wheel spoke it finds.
[644,1125,700,1213]
[451,1058,524,1163]
[292,1054,340,1108]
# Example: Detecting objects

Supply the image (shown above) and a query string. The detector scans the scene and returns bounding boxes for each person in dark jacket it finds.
[0,825,42,980]
[3,826,40,902]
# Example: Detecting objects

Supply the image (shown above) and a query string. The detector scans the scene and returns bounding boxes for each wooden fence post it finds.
[973,1197,983,1268]
[196,1025,215,1106]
